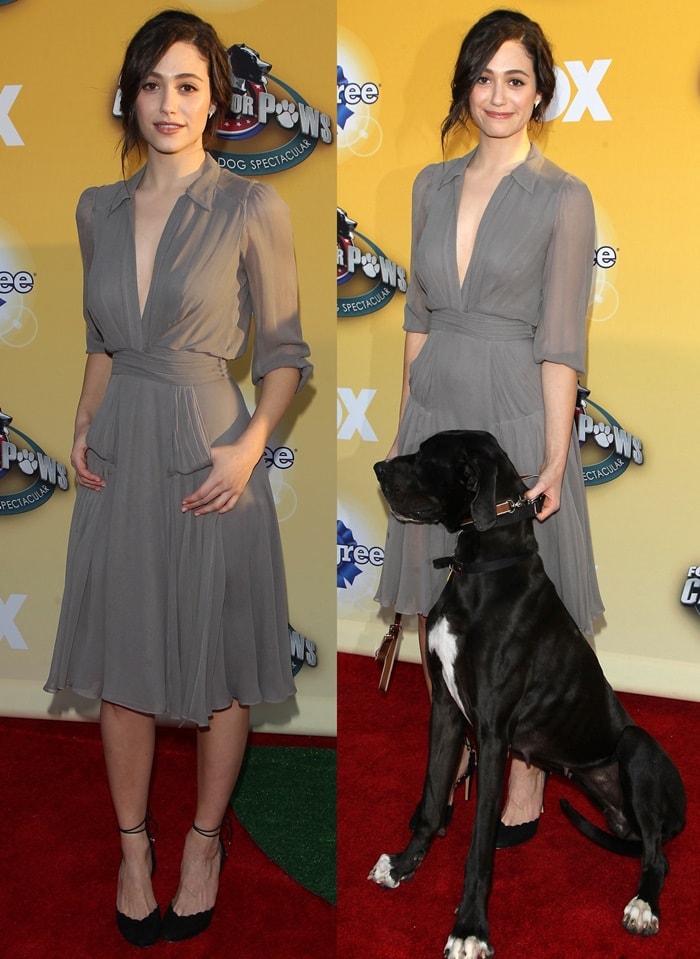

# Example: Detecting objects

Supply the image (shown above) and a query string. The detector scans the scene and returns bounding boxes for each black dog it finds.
[369,430,685,958]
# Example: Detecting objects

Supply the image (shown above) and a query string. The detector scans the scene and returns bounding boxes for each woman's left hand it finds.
[531,362,578,522]
[181,440,261,516]
[180,367,300,517]
[526,463,564,522]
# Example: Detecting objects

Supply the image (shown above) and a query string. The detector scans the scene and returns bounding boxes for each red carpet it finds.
[338,652,698,959]
[0,718,334,959]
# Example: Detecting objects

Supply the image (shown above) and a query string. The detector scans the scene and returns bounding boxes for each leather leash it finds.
[459,491,546,529]
[375,614,402,692]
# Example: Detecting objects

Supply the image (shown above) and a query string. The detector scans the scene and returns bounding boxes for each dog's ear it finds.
[469,457,498,530]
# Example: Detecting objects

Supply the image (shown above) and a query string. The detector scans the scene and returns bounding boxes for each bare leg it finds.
[100,700,157,921]
[170,700,250,917]
[500,759,546,826]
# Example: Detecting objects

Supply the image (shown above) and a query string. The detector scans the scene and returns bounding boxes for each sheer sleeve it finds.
[242,182,312,391]
[403,165,435,333]
[75,187,105,354]
[534,175,595,374]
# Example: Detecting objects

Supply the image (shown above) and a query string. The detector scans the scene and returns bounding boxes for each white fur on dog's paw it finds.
[622,897,659,936]
[444,934,494,959]
[368,853,400,889]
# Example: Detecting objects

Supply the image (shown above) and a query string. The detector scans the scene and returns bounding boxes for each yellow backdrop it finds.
[337,0,700,701]
[0,0,336,734]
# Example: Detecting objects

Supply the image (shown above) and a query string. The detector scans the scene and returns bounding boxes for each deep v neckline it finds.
[132,192,184,322]
[126,156,211,324]
[453,140,538,292]
[454,166,508,292]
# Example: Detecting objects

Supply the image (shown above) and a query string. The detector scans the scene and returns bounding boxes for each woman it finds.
[377,9,603,844]
[44,9,311,947]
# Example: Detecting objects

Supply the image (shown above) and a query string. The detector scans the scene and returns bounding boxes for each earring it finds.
[208,106,216,119]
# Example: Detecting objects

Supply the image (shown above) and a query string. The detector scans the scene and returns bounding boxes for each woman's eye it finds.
[141,81,158,92]
[180,83,197,93]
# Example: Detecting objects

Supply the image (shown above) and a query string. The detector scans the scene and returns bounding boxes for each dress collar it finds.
[436,142,545,195]
[108,152,220,215]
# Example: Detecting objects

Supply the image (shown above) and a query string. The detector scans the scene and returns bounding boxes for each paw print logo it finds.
[17,449,38,475]
[275,99,299,129]
[361,253,381,278]
[593,423,614,449]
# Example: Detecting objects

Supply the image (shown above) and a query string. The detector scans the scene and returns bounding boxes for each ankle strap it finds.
[118,816,148,835]
[192,821,221,838]
[118,811,156,837]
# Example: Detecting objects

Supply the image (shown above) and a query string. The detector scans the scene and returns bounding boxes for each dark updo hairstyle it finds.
[441,9,556,149]
[118,9,233,169]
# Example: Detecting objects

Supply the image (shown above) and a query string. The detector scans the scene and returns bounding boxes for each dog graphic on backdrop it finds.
[369,430,685,959]
[228,42,271,92]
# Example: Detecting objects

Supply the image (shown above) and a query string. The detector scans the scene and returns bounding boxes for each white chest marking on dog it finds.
[428,617,469,721]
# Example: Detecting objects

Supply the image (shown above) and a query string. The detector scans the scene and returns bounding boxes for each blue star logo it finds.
[337,519,362,588]
[337,65,354,130]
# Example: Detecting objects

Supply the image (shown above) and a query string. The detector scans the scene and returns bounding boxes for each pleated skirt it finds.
[45,350,295,726]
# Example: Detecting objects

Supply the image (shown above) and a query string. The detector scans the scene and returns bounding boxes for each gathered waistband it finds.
[111,349,230,385]
[429,309,535,340]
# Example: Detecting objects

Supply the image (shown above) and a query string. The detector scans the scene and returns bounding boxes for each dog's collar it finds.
[433,551,535,576]
[460,492,546,529]
[435,491,543,576]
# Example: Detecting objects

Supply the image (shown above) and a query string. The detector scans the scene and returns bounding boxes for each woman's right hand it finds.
[71,431,105,491]
[70,353,112,491]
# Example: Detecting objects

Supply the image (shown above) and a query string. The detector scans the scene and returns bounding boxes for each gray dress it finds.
[45,155,312,726]
[376,145,604,636]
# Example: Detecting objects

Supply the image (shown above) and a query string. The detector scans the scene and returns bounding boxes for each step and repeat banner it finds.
[337,0,700,700]
[0,0,336,734]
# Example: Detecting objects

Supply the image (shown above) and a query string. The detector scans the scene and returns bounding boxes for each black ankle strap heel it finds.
[191,821,221,838]
[119,812,158,874]
[161,813,233,943]
[115,812,161,947]
[192,815,232,867]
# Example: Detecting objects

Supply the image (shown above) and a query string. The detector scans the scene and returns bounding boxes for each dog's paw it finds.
[444,934,494,959]
[368,853,401,889]
[622,897,659,936]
